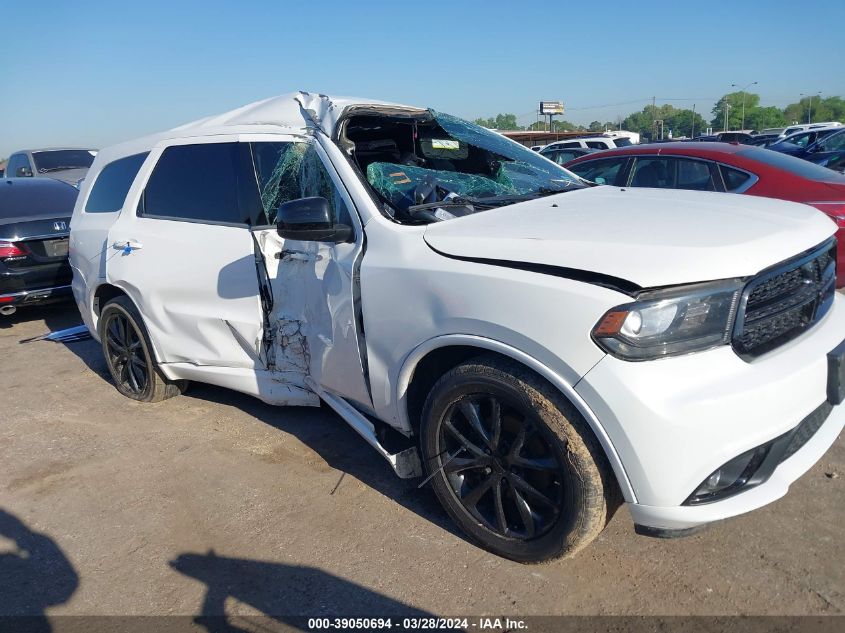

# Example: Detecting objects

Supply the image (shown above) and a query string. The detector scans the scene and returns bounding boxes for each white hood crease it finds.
[423,187,837,289]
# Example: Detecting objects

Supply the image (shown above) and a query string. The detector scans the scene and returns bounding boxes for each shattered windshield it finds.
[354,110,583,224]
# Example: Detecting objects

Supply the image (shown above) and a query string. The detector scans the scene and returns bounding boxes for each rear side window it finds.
[720,165,753,192]
[676,159,716,191]
[613,138,633,147]
[141,143,241,224]
[586,141,609,149]
[554,142,580,149]
[85,153,148,213]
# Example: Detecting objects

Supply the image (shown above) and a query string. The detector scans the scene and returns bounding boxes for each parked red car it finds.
[565,143,845,286]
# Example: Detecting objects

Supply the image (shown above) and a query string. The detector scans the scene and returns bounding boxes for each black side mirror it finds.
[16,166,33,177]
[275,197,353,243]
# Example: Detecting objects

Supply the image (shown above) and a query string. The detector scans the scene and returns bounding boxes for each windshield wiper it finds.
[39,166,86,173]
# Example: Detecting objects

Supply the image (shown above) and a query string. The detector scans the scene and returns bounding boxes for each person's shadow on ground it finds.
[0,508,79,632]
[171,550,438,633]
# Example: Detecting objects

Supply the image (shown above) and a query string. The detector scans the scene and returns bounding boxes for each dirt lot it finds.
[1,302,843,621]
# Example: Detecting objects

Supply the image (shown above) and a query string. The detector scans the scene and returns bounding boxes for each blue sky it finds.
[2,0,843,157]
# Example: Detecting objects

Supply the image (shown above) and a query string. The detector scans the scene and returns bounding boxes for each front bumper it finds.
[575,292,845,531]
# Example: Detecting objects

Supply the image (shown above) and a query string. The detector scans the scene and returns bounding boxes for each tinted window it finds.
[586,141,609,149]
[613,138,633,147]
[555,142,580,148]
[541,149,581,165]
[630,157,715,191]
[85,153,148,213]
[737,147,845,182]
[817,130,845,152]
[676,159,716,191]
[32,150,96,173]
[630,158,672,188]
[142,143,241,224]
[782,132,811,147]
[251,142,351,226]
[568,158,626,185]
[8,154,31,177]
[720,165,753,192]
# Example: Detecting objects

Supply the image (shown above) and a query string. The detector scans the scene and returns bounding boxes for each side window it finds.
[251,142,351,226]
[720,165,753,192]
[141,143,242,224]
[9,154,31,177]
[85,153,149,213]
[629,158,672,188]
[586,141,609,150]
[556,142,580,149]
[789,133,811,147]
[568,158,626,185]
[676,159,716,191]
[819,132,845,152]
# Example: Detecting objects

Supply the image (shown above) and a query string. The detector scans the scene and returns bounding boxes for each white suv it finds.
[70,92,845,562]
[544,135,632,151]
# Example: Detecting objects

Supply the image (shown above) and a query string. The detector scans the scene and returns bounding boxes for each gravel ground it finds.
[0,302,843,622]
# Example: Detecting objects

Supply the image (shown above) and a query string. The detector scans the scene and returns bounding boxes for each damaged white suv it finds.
[70,92,845,562]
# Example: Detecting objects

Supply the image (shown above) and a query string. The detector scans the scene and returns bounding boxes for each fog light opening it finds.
[686,444,772,505]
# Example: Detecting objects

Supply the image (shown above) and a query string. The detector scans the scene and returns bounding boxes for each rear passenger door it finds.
[105,139,270,374]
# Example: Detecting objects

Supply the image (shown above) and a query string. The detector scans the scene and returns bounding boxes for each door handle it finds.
[112,240,143,253]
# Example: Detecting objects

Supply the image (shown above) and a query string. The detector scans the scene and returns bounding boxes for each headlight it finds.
[592,280,743,361]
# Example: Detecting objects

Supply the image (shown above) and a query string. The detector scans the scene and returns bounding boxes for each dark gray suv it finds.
[6,148,97,186]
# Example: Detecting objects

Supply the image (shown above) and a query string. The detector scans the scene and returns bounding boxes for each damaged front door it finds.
[248,137,373,410]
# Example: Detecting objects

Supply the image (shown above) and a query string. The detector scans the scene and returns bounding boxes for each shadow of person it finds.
[171,551,436,633]
[0,508,79,631]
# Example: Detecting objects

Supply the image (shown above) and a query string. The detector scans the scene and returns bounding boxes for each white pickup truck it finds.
[70,92,845,562]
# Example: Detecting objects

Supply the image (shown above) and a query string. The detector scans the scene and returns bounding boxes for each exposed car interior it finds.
[337,108,584,224]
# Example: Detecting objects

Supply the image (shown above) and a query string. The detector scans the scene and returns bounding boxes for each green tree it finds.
[745,106,787,131]
[472,113,521,130]
[784,96,845,125]
[711,92,761,130]
[621,104,707,139]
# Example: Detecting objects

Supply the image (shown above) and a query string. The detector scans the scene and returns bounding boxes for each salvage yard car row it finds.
[3,92,845,563]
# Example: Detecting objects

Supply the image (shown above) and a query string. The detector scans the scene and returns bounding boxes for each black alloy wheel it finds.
[98,296,187,403]
[437,394,565,540]
[103,310,148,396]
[421,356,619,562]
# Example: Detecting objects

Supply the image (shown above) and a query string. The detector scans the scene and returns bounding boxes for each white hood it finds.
[423,187,837,289]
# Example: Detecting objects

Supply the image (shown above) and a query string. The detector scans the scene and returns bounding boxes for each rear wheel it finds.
[420,355,618,562]
[98,296,186,402]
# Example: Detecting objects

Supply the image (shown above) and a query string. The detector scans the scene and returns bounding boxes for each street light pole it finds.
[799,92,821,124]
[731,81,757,131]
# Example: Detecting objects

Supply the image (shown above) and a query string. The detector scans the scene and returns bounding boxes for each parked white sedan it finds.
[70,92,845,562]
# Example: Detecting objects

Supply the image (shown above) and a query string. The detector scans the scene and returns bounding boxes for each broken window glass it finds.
[251,142,352,225]
[355,110,584,223]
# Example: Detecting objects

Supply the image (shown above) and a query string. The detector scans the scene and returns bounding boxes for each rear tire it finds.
[98,296,187,403]
[420,355,619,563]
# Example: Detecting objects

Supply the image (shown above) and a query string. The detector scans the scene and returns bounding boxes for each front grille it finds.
[779,402,833,464]
[733,239,837,358]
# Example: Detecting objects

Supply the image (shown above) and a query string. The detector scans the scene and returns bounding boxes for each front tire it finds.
[420,355,619,563]
[98,296,186,402]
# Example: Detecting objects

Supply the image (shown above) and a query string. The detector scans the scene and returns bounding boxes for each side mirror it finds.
[16,166,33,177]
[275,197,353,243]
